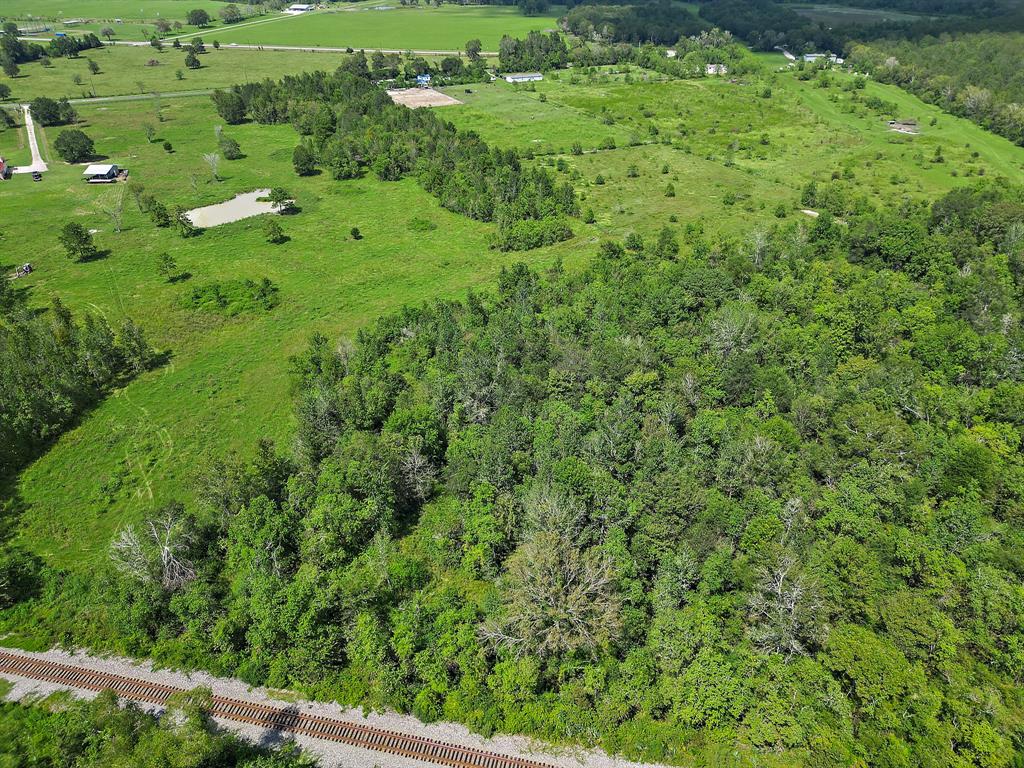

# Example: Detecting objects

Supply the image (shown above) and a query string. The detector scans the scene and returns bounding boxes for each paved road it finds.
[20,35,494,57]
[11,105,47,175]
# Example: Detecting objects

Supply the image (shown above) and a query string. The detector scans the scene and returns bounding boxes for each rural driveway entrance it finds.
[12,104,48,175]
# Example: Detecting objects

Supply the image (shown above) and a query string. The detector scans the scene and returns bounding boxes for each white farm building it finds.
[504,72,543,83]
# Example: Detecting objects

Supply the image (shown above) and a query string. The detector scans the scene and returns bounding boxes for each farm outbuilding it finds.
[82,164,120,183]
[287,3,315,11]
[504,72,543,83]
[888,119,919,134]
[706,63,728,75]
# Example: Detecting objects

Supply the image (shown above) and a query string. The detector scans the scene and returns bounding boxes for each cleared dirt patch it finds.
[387,87,463,109]
[186,188,276,227]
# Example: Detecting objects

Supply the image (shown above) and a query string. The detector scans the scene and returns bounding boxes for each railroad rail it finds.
[0,651,553,768]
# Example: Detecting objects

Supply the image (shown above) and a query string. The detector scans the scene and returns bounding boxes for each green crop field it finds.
[790,3,931,24]
[1,0,229,21]
[1,44,354,100]
[4,60,1024,574]
[198,5,563,51]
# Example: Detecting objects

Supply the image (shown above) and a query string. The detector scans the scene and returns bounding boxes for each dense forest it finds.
[562,1,705,45]
[849,33,1024,146]
[4,179,1024,765]
[0,688,314,767]
[556,0,1024,52]
[212,61,579,251]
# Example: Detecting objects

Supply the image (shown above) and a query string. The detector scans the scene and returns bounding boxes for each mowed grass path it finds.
[2,96,583,568]
[2,45,353,101]
[205,5,562,50]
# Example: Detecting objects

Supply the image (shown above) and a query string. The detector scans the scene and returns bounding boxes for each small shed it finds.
[706,63,728,76]
[504,72,543,84]
[416,73,432,87]
[83,164,119,183]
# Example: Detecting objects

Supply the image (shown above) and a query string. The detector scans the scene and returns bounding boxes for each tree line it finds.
[212,59,579,251]
[1,23,103,77]
[7,179,1024,765]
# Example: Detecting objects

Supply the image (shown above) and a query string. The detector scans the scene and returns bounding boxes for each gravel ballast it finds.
[0,647,671,768]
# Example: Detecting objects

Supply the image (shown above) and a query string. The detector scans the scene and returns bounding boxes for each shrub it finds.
[407,217,437,233]
[181,278,279,315]
[493,217,572,252]
[219,137,242,160]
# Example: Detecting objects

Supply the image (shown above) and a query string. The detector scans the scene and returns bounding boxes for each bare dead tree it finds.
[110,506,196,591]
[748,554,823,661]
[203,152,220,182]
[481,531,621,658]
[400,439,436,501]
[97,186,126,232]
[111,524,151,583]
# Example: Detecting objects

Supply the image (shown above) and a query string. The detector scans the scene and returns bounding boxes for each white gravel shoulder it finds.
[0,647,672,768]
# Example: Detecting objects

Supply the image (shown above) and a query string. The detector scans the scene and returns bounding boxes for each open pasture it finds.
[204,5,562,51]
[790,3,932,24]
[0,44,350,101]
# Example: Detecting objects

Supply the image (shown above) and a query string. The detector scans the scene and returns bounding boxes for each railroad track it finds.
[0,651,553,768]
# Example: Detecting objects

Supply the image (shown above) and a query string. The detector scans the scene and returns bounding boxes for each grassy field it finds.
[1,44,355,101]
[0,110,32,166]
[2,0,229,20]
[440,66,1024,239]
[790,3,932,24]
[201,5,562,50]
[3,0,244,40]
[5,60,1024,571]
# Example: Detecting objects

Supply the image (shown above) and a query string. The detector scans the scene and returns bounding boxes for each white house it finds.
[706,63,728,76]
[82,164,119,183]
[504,72,543,84]
[803,53,844,65]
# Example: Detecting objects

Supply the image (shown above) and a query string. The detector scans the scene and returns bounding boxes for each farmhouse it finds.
[82,164,120,183]
[803,52,845,65]
[504,72,543,83]
[706,63,728,76]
